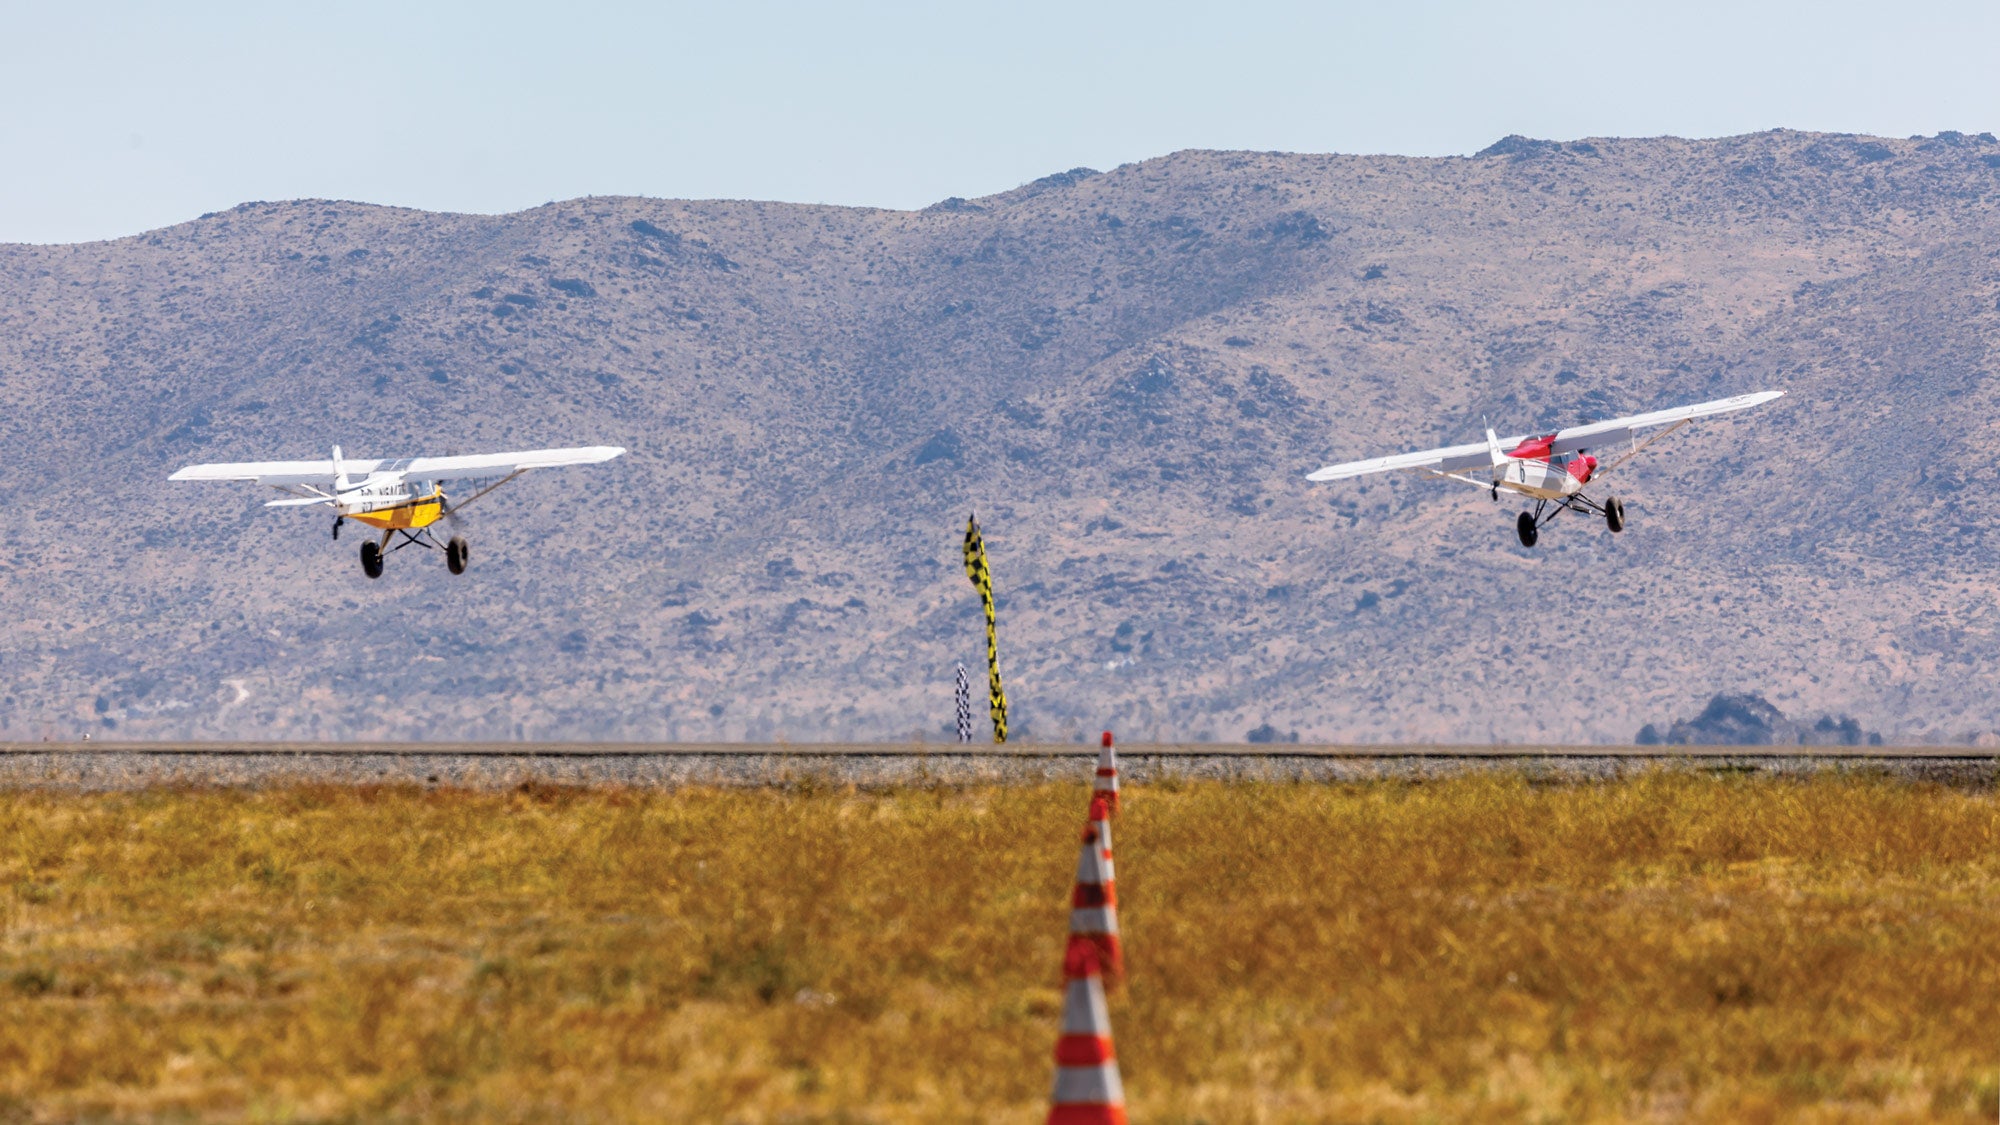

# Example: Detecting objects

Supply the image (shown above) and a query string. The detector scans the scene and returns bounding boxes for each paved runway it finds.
[1,742,1993,789]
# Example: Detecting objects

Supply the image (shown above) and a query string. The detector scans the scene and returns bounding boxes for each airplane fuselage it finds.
[338,479,445,529]
[1496,450,1596,500]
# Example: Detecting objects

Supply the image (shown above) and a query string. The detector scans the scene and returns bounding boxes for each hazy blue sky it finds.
[4,1,1997,244]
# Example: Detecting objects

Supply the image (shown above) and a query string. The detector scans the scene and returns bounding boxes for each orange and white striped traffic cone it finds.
[1070,796,1123,985]
[1092,730,1120,815]
[1047,935,1127,1125]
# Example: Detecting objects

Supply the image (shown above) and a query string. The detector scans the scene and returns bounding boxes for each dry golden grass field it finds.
[1,772,1996,1123]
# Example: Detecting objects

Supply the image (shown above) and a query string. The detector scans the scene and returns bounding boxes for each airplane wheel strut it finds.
[446,536,469,575]
[1605,496,1626,533]
[360,540,384,579]
[1516,512,1538,548]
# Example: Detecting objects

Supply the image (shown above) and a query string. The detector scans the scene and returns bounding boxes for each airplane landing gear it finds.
[1513,492,1616,547]
[360,540,384,579]
[332,516,344,540]
[446,536,469,575]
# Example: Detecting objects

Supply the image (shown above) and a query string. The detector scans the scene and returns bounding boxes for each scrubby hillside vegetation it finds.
[4,129,1999,742]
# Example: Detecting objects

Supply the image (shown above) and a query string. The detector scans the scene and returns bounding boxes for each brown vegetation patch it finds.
[1,773,1996,1121]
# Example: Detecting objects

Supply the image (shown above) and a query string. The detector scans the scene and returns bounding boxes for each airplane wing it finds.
[1305,391,1783,482]
[1304,439,1497,481]
[168,459,342,486]
[367,446,626,481]
[170,445,626,484]
[1543,390,1784,456]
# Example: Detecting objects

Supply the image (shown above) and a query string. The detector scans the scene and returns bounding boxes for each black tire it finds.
[1516,512,1538,548]
[446,536,469,575]
[360,540,384,579]
[1606,496,1626,533]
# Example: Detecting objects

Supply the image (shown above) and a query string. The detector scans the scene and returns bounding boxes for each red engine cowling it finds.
[1568,454,1598,483]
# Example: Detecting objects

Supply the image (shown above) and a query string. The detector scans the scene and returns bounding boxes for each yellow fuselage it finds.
[340,483,446,530]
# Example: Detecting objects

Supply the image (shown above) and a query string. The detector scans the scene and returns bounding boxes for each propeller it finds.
[435,488,473,558]
[435,449,464,531]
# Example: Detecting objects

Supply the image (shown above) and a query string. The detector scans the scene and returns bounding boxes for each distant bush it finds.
[629,219,678,243]
[912,430,963,467]
[1128,357,1172,396]
[550,278,597,298]
[1261,211,1331,244]
[1638,692,1885,746]
[1246,723,1300,744]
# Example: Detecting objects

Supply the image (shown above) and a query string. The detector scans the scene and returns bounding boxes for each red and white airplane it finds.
[1306,390,1783,546]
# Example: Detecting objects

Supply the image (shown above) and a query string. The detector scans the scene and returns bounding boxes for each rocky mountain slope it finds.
[4,129,1999,744]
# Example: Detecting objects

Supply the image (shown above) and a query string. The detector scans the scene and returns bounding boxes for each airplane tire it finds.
[360,540,384,579]
[1606,497,1626,533]
[1516,512,1538,548]
[446,536,469,575]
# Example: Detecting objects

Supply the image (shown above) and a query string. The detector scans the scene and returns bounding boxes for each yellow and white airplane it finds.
[169,445,625,577]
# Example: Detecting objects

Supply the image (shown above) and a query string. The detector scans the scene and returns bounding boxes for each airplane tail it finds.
[1485,424,1506,469]
[332,445,352,492]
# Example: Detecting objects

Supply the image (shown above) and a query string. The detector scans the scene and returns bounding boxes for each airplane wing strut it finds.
[1591,419,1688,480]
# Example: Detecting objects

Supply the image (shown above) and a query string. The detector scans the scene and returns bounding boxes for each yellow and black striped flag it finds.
[962,512,1009,743]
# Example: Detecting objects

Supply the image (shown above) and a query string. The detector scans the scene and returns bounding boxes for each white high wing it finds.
[1306,391,1782,547]
[170,445,626,577]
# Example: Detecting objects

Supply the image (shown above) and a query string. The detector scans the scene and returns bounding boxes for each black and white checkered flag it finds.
[955,662,973,743]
